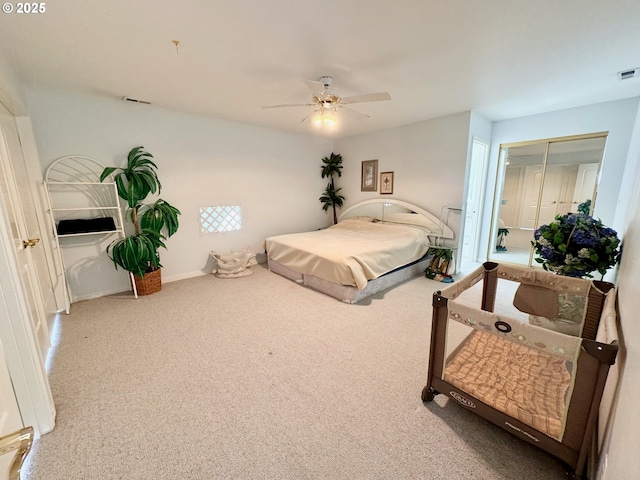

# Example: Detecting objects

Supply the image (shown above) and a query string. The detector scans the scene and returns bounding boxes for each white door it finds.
[521,164,572,229]
[536,164,579,224]
[520,165,544,229]
[0,104,55,438]
[553,164,578,216]
[0,339,23,479]
[500,165,523,228]
[0,104,50,361]
[460,139,489,266]
[573,163,599,208]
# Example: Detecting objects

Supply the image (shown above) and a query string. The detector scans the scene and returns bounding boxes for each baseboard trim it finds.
[70,270,210,303]
[71,285,133,303]
[162,270,209,283]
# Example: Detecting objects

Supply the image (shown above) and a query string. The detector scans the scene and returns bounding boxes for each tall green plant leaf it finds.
[107,233,160,277]
[140,199,181,238]
[101,147,181,277]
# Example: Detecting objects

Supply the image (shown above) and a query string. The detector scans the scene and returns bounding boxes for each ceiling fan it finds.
[261,76,391,126]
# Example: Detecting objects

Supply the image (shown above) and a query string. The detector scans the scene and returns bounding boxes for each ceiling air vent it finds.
[122,96,151,104]
[618,68,639,80]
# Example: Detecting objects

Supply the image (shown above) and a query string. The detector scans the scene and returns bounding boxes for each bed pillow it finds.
[339,216,377,224]
[382,212,436,231]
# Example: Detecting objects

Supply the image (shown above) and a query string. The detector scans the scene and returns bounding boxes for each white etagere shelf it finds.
[43,156,130,313]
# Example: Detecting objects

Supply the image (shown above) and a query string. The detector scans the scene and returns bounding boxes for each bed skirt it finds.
[268,256,430,304]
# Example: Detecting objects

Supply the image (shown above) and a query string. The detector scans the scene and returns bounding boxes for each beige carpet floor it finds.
[24,265,567,479]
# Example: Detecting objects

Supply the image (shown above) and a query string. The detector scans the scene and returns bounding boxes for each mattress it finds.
[443,329,571,440]
[265,217,430,289]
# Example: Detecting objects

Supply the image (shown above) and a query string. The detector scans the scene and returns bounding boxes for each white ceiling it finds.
[1,0,640,139]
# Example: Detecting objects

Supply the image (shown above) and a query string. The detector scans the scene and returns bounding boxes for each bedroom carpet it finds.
[24,265,568,479]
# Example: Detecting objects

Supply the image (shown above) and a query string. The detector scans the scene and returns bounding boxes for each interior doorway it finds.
[460,138,489,270]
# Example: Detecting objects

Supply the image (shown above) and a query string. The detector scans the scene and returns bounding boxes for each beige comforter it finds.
[265,218,430,289]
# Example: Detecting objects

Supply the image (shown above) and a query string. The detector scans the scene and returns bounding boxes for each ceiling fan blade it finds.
[299,110,317,124]
[307,80,327,98]
[340,106,370,121]
[261,103,315,109]
[341,92,391,104]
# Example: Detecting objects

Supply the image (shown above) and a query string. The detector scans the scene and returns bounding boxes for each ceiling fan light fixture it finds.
[323,115,336,127]
[312,108,336,127]
[261,76,390,128]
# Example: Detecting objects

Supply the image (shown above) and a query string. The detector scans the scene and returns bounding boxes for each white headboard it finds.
[338,199,455,239]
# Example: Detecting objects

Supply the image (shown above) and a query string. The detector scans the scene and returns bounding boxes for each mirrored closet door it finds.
[488,133,607,267]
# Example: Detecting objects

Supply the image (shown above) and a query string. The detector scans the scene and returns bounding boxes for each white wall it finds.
[26,87,333,300]
[334,112,471,240]
[468,111,493,146]
[600,106,640,480]
[479,97,640,259]
[0,56,27,115]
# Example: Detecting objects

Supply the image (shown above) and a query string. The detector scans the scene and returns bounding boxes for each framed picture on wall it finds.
[380,171,394,194]
[361,160,378,192]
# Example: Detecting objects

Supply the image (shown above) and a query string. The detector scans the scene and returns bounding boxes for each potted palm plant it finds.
[425,247,454,280]
[100,146,181,295]
[319,152,345,224]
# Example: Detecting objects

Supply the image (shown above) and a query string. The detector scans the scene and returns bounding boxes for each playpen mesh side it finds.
[495,264,611,340]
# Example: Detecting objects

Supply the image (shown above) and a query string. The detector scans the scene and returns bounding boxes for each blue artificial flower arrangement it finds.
[532,201,621,278]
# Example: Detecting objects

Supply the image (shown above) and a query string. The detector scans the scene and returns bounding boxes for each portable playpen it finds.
[422,262,618,478]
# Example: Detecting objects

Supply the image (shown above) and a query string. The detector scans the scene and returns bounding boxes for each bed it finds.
[265,199,455,303]
[422,262,618,479]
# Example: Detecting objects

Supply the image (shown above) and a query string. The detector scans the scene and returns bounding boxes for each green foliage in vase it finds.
[531,201,620,278]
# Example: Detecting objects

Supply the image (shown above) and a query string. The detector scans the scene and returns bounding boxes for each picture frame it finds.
[361,160,378,192]
[380,171,394,195]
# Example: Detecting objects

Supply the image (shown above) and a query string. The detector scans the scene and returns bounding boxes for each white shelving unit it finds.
[434,205,463,274]
[43,156,128,313]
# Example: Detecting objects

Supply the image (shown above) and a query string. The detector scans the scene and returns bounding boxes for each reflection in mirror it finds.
[489,134,606,268]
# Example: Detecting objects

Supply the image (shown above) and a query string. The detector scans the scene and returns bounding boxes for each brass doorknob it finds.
[22,238,40,249]
[0,426,34,480]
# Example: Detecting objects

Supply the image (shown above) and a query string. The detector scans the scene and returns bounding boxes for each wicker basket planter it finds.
[133,268,162,296]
